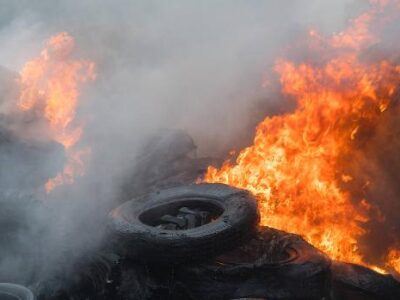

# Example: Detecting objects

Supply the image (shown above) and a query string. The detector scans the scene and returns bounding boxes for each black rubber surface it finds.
[0,283,34,300]
[330,261,400,300]
[175,226,332,300]
[108,183,259,262]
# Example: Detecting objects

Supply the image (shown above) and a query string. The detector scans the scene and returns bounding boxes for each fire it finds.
[204,0,400,273]
[387,249,400,274]
[44,147,91,192]
[18,32,96,192]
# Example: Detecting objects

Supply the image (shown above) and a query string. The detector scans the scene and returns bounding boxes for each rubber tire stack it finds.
[109,183,260,263]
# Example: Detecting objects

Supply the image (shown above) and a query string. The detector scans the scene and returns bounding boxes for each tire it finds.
[174,226,331,300]
[33,252,120,300]
[0,283,34,300]
[329,261,400,300]
[108,183,259,262]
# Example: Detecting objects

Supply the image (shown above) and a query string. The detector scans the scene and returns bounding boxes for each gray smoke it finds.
[0,0,369,287]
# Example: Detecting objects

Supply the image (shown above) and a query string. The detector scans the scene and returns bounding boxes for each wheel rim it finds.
[139,196,224,230]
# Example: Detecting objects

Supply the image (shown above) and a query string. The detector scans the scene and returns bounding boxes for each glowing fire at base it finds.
[387,248,400,274]
[204,0,400,274]
[18,32,96,192]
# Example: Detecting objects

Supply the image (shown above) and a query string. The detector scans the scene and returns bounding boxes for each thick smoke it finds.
[0,0,374,287]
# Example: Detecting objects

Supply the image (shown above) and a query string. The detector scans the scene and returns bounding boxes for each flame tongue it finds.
[18,32,96,192]
[204,0,400,273]
[388,249,400,274]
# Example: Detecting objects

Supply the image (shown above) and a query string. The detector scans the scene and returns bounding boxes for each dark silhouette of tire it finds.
[0,283,34,300]
[329,261,400,300]
[108,183,259,262]
[175,226,331,300]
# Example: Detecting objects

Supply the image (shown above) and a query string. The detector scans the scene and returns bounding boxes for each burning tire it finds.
[0,283,34,300]
[108,183,259,262]
[329,261,400,300]
[174,226,331,300]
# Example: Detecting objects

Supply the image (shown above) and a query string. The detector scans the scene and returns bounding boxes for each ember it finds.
[204,0,400,274]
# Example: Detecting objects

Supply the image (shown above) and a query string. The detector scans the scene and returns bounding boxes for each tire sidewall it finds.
[109,183,259,262]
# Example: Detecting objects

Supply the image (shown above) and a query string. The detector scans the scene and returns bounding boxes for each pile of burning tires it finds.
[1,130,400,300]
[104,183,400,300]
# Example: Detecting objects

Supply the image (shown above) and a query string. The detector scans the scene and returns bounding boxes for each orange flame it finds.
[387,248,400,274]
[18,32,96,192]
[204,0,400,273]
